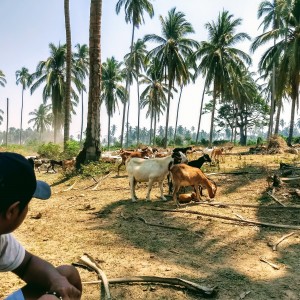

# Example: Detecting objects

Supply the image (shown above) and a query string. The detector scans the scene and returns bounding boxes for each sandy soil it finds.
[1,147,300,300]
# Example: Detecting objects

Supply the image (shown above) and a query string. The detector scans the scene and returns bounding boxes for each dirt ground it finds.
[1,147,300,300]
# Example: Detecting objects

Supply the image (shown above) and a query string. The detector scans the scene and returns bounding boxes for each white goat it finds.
[125,152,181,202]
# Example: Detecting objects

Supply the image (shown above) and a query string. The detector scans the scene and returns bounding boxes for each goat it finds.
[172,146,193,154]
[169,164,217,206]
[167,151,188,194]
[188,154,211,168]
[117,148,152,176]
[211,147,224,162]
[125,152,182,202]
[62,158,76,171]
[47,160,63,173]
[178,192,198,204]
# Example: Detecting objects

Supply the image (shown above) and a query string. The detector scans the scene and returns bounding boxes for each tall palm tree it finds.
[124,38,147,145]
[16,67,31,145]
[139,57,168,145]
[144,8,199,148]
[252,0,300,145]
[64,0,72,148]
[116,0,154,148]
[0,70,6,87]
[101,57,126,149]
[28,104,52,139]
[77,0,102,166]
[30,43,66,142]
[193,10,251,146]
[73,43,89,143]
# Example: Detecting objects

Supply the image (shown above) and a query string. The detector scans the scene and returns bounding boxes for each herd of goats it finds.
[27,145,234,206]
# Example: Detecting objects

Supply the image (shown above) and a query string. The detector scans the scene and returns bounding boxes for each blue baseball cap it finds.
[0,152,51,205]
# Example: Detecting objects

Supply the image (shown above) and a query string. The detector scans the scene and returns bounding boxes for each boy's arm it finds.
[13,250,81,299]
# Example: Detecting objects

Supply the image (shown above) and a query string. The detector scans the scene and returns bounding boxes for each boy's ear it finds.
[5,202,21,220]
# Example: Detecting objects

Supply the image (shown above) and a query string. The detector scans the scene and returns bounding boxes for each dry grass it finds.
[1,146,300,300]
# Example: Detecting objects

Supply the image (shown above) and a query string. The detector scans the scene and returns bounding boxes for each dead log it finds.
[81,276,217,296]
[259,257,280,270]
[150,208,300,230]
[266,191,286,206]
[271,232,295,251]
[78,253,111,300]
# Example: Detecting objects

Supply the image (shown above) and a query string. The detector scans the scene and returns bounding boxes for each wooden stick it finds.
[189,201,300,209]
[91,172,111,191]
[137,216,185,231]
[81,276,216,296]
[267,192,286,207]
[259,257,280,270]
[150,208,300,230]
[63,179,79,192]
[78,253,111,300]
[272,232,295,251]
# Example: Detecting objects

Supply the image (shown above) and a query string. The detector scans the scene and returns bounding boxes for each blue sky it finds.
[0,0,274,141]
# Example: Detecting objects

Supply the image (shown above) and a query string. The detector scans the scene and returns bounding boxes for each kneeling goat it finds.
[169,164,217,206]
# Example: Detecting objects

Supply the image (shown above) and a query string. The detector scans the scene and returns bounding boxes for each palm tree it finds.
[124,38,147,145]
[28,104,52,139]
[144,8,199,148]
[30,43,66,142]
[16,67,31,145]
[139,57,168,145]
[116,0,154,148]
[64,0,72,148]
[101,57,126,149]
[73,43,89,143]
[77,0,102,166]
[193,10,251,146]
[0,70,6,87]
[252,0,300,145]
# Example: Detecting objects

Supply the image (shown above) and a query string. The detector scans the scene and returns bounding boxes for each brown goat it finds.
[178,192,198,204]
[211,147,224,162]
[169,164,217,206]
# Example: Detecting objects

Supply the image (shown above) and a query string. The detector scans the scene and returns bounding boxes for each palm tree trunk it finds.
[137,78,141,144]
[80,90,84,143]
[173,85,183,145]
[287,96,297,146]
[209,87,217,147]
[19,88,24,145]
[121,23,135,148]
[6,98,9,147]
[108,116,111,150]
[77,0,102,167]
[274,98,282,134]
[195,85,206,144]
[64,0,72,149]
[164,79,173,149]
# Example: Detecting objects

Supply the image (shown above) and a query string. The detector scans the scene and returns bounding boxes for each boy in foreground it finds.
[0,152,82,299]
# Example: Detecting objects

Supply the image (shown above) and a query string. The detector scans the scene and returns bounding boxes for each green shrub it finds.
[63,140,80,158]
[37,142,62,159]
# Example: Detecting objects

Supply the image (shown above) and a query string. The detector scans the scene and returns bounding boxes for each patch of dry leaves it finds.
[1,147,300,300]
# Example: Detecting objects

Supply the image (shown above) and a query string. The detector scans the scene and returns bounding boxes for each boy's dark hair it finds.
[0,152,51,214]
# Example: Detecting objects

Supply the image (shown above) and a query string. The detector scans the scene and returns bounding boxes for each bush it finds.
[63,140,80,158]
[37,142,61,159]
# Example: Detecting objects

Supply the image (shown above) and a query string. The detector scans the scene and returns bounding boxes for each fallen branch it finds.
[150,208,300,230]
[281,176,300,182]
[188,201,300,209]
[78,253,111,300]
[63,179,79,192]
[272,232,295,251]
[81,276,217,296]
[137,216,185,231]
[91,172,111,191]
[267,192,286,207]
[259,257,280,270]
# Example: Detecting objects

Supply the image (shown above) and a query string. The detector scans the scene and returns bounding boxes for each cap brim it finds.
[33,180,51,200]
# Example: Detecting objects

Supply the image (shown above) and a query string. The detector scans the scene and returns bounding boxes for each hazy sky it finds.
[0,0,273,141]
